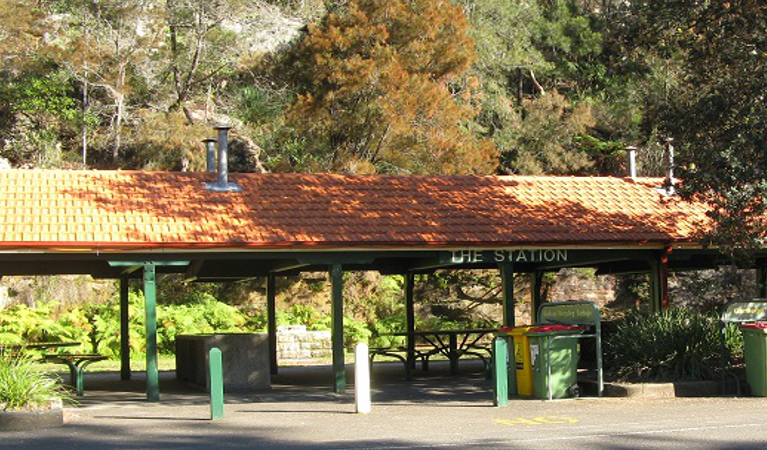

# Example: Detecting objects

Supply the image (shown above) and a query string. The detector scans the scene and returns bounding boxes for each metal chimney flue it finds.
[205,125,242,193]
[203,138,217,173]
[625,145,638,180]
[216,125,230,185]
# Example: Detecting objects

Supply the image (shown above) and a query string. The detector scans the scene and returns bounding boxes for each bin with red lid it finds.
[740,322,767,396]
[524,324,584,400]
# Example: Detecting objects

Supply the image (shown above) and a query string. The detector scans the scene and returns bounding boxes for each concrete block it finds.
[176,333,270,392]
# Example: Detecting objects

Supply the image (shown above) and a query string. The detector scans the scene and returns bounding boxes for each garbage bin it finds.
[740,323,767,397]
[499,325,538,396]
[524,324,584,400]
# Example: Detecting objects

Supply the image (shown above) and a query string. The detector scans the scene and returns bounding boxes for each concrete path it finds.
[3,362,766,450]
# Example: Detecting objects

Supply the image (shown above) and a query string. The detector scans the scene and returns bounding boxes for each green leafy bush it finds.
[0,354,69,411]
[156,295,247,354]
[277,304,328,330]
[605,308,740,382]
[0,292,250,357]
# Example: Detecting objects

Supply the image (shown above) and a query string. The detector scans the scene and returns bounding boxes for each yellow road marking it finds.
[494,416,579,426]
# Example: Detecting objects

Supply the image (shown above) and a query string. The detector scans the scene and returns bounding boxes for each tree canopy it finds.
[620,0,767,257]
[275,0,497,174]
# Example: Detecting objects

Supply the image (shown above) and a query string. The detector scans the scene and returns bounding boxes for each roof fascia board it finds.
[0,243,682,254]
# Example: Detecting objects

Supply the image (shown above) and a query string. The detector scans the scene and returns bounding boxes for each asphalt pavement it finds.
[3,361,766,450]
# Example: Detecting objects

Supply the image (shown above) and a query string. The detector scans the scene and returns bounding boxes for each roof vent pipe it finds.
[205,125,242,193]
[664,137,676,194]
[216,125,230,185]
[625,145,638,180]
[203,138,217,173]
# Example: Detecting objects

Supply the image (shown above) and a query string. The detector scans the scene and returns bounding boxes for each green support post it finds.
[492,337,509,407]
[143,263,160,402]
[267,273,278,375]
[330,264,346,394]
[209,347,224,420]
[531,271,543,324]
[405,272,416,368]
[120,274,131,381]
[499,263,515,327]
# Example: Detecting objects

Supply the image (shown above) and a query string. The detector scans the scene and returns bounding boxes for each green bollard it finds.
[209,348,224,420]
[492,337,509,407]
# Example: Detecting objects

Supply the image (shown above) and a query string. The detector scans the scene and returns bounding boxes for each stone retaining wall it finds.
[277,325,331,360]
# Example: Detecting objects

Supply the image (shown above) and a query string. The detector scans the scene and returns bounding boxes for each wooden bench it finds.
[461,344,493,379]
[42,354,108,396]
[369,346,440,380]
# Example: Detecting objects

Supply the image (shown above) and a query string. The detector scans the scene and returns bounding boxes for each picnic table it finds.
[380,329,495,375]
[0,341,106,396]
[42,353,109,396]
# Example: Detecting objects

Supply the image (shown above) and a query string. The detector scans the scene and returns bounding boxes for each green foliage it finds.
[0,354,69,411]
[14,71,78,121]
[343,316,372,347]
[0,302,73,345]
[0,291,249,357]
[157,296,247,354]
[0,69,84,168]
[276,304,329,331]
[605,308,738,382]
[619,0,767,258]
[417,270,503,325]
[502,91,595,174]
[236,84,291,126]
[535,0,604,89]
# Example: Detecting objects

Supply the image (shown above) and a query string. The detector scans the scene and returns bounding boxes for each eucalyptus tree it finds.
[47,0,165,164]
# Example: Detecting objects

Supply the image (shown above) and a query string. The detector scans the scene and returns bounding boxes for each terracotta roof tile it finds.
[0,170,711,250]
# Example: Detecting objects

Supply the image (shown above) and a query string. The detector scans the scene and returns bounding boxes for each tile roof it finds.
[0,170,711,250]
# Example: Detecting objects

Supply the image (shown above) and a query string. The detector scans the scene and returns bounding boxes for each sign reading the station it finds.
[448,249,569,264]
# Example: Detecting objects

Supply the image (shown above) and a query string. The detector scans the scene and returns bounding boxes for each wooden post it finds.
[649,249,670,312]
[330,264,346,394]
[119,274,131,381]
[757,264,767,298]
[267,273,278,375]
[405,272,416,368]
[499,263,515,327]
[143,263,160,402]
[531,271,543,324]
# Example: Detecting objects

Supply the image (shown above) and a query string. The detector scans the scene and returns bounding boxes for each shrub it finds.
[156,296,247,354]
[604,308,739,382]
[0,354,69,411]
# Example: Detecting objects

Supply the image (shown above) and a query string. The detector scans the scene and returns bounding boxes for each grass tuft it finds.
[0,352,70,411]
